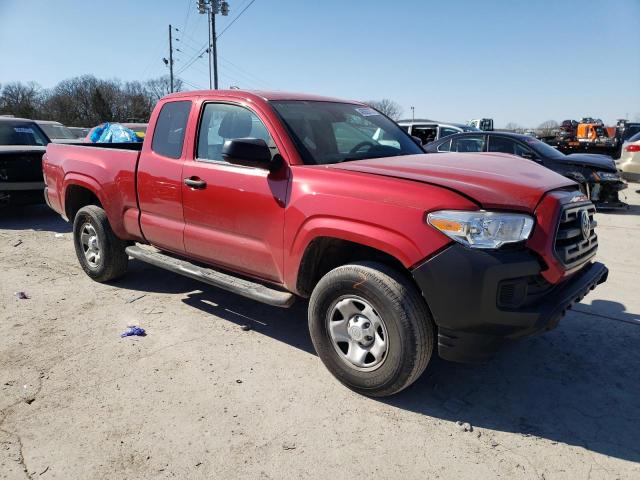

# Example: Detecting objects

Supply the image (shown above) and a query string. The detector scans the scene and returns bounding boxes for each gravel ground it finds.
[1,188,639,480]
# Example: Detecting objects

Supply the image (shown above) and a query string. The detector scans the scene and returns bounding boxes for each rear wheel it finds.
[73,205,128,282]
[308,261,434,397]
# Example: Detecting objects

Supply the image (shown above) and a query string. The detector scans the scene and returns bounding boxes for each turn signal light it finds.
[429,218,464,234]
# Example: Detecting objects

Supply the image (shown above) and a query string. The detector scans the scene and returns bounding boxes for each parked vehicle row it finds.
[0,116,49,207]
[424,131,628,209]
[617,131,640,181]
[36,120,83,143]
[397,120,479,145]
[42,90,608,397]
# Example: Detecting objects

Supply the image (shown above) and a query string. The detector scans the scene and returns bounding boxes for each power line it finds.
[180,0,192,34]
[217,0,256,39]
[178,77,205,91]
[177,0,260,86]
[175,45,209,75]
[218,55,272,88]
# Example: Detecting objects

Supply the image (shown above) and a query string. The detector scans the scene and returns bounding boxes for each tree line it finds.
[0,75,183,127]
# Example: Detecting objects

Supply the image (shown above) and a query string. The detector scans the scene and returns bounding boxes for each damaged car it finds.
[0,117,50,208]
[424,131,627,209]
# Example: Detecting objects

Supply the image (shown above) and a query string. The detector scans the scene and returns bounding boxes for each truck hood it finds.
[561,153,617,172]
[329,153,576,211]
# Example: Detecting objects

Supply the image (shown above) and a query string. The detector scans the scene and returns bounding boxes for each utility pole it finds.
[207,11,212,89]
[168,24,174,92]
[411,106,415,122]
[198,0,229,90]
[209,7,218,89]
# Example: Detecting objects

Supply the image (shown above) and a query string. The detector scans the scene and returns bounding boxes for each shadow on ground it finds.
[110,263,640,464]
[0,204,71,233]
[116,260,314,355]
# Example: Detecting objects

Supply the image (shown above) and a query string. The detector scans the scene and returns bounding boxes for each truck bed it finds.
[43,142,142,240]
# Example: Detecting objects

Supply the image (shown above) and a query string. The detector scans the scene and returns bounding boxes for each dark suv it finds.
[424,131,627,209]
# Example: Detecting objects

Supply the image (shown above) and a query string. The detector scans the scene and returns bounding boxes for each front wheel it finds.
[308,261,434,397]
[73,205,128,282]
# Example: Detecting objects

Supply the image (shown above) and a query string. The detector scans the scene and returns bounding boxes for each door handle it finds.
[184,177,207,189]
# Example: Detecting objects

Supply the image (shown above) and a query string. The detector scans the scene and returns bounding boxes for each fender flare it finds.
[61,172,107,220]
[286,216,425,292]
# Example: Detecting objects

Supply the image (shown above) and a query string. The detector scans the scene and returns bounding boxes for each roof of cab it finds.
[162,89,362,104]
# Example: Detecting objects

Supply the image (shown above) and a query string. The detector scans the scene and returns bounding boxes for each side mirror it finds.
[222,138,280,171]
[521,152,538,161]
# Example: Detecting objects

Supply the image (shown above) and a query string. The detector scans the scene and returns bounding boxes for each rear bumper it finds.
[412,244,608,363]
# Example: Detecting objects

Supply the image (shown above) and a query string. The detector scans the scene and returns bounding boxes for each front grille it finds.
[554,203,598,269]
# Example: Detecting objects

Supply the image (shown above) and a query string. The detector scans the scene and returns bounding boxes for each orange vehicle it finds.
[576,122,615,147]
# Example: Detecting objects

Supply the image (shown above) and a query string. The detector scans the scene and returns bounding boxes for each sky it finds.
[0,0,638,127]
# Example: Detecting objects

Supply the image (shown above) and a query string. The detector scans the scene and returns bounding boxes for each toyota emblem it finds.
[580,210,590,240]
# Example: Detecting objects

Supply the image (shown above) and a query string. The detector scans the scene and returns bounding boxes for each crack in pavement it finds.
[0,371,45,480]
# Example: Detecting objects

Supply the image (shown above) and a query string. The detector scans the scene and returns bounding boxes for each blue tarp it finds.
[90,123,141,143]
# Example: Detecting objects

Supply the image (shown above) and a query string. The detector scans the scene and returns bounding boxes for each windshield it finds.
[521,136,566,160]
[39,123,77,139]
[270,101,423,165]
[0,122,49,146]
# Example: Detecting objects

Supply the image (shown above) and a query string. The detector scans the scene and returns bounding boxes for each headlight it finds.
[427,210,534,249]
[595,171,620,181]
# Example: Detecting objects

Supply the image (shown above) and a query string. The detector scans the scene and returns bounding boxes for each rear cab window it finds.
[151,100,192,158]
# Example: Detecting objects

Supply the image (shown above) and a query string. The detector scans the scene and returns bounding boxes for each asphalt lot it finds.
[1,188,639,480]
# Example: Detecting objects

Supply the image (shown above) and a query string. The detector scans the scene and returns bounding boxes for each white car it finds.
[36,120,83,143]
[617,131,640,182]
[397,120,479,145]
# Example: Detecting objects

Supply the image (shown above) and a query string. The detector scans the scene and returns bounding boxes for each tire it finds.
[73,205,128,282]
[308,261,434,397]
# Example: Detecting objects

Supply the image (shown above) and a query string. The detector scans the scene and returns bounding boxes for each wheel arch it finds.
[295,235,416,298]
[63,180,104,222]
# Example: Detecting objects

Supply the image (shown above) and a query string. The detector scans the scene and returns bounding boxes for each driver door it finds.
[181,102,289,283]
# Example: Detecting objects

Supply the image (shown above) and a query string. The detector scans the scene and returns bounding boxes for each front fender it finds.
[284,213,451,293]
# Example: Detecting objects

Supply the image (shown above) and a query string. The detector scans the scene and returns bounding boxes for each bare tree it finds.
[364,99,403,120]
[537,120,559,137]
[145,76,183,103]
[0,82,42,118]
[1,75,185,126]
[41,76,122,126]
[121,81,155,122]
[504,122,523,133]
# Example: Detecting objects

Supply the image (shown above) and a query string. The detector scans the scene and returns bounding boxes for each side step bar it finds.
[125,245,295,308]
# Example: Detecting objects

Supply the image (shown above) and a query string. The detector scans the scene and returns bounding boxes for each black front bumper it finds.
[412,244,608,363]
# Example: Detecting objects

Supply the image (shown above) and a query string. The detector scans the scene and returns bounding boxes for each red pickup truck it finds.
[43,90,608,396]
